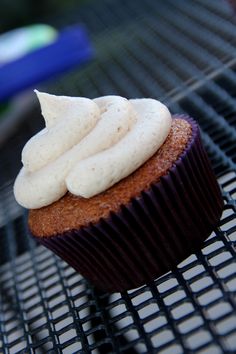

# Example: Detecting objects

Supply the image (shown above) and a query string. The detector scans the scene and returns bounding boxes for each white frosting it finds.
[14,92,172,209]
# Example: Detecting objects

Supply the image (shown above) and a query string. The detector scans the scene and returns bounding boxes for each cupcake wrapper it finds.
[38,116,223,293]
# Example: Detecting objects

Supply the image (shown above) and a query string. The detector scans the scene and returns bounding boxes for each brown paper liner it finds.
[37,116,223,293]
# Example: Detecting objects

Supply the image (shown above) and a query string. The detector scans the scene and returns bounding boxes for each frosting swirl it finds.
[14,92,172,209]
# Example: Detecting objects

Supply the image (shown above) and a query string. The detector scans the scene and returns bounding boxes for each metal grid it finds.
[0,177,236,353]
[0,0,236,352]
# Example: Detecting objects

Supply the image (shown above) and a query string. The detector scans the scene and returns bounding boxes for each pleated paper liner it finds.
[38,116,224,293]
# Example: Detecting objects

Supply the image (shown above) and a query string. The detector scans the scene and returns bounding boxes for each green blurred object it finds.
[0,24,57,66]
[0,102,9,119]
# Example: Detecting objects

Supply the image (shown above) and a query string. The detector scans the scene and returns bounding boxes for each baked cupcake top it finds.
[14,92,172,209]
[29,118,192,237]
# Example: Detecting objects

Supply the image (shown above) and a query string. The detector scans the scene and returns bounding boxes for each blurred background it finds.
[1,0,236,180]
[0,0,77,33]
[1,0,236,353]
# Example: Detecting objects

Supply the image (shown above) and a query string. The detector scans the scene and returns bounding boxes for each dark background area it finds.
[0,0,87,33]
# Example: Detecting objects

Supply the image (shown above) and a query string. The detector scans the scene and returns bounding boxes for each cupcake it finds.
[14,92,223,292]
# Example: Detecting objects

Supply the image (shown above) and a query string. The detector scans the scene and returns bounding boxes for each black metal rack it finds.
[0,0,236,352]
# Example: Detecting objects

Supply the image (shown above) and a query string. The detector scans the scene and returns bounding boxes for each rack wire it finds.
[0,0,236,352]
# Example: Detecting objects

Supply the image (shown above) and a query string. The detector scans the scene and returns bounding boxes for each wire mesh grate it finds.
[0,0,236,352]
[0,173,235,353]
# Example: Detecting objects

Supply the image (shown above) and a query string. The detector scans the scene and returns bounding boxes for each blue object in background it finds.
[0,25,93,102]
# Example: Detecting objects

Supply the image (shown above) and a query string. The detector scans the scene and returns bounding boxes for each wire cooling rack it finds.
[0,0,236,352]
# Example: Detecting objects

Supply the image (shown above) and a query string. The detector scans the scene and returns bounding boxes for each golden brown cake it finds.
[27,116,223,292]
[29,118,192,237]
